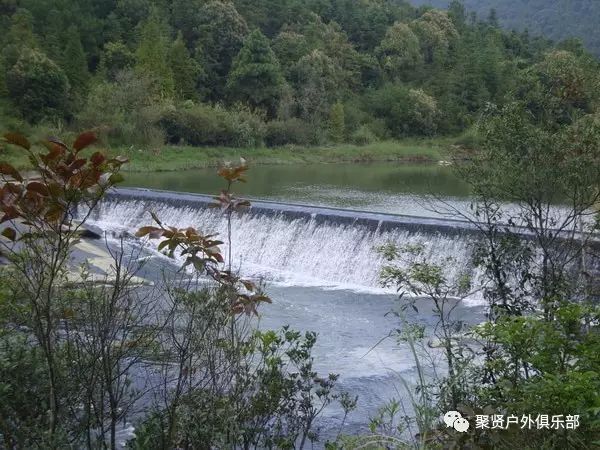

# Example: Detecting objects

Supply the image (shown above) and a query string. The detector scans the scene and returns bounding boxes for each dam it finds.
[88,187,489,296]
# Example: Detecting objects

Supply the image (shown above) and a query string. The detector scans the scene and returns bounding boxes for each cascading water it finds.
[85,188,487,305]
[79,188,496,443]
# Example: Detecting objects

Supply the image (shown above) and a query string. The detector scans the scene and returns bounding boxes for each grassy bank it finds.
[2,139,447,172]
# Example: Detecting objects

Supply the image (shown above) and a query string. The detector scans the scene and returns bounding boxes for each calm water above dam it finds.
[123,162,471,217]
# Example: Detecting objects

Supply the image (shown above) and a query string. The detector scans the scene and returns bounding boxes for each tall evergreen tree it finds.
[169,32,202,100]
[135,9,174,97]
[196,1,249,100]
[226,29,284,116]
[62,26,90,99]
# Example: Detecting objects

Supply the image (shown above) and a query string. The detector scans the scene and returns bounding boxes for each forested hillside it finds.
[0,0,597,150]
[410,0,600,56]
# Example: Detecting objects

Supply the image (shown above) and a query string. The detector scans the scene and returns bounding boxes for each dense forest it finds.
[410,0,600,57]
[0,0,597,150]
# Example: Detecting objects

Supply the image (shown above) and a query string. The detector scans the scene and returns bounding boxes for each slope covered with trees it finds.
[0,0,598,151]
[410,0,600,56]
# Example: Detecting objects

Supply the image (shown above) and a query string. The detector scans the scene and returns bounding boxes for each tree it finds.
[376,22,422,80]
[99,41,136,81]
[411,10,458,64]
[1,8,37,71]
[226,29,284,117]
[196,1,249,100]
[293,49,341,123]
[5,48,69,123]
[62,26,90,100]
[169,33,202,101]
[170,0,205,47]
[272,30,310,76]
[516,50,598,127]
[135,9,174,98]
[365,83,439,137]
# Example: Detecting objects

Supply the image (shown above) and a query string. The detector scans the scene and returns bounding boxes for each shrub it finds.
[159,103,266,147]
[350,124,376,145]
[364,83,440,137]
[264,118,320,147]
[77,70,166,147]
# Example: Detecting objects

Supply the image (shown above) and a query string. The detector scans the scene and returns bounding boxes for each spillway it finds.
[84,187,487,300]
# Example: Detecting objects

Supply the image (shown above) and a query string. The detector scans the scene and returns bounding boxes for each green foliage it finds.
[411,0,600,57]
[62,26,90,100]
[0,0,598,146]
[5,48,69,123]
[227,29,285,117]
[131,326,344,448]
[78,69,166,147]
[264,118,321,147]
[376,22,422,80]
[349,124,376,146]
[410,10,458,64]
[293,49,341,123]
[160,103,266,147]
[196,1,249,100]
[328,101,345,143]
[99,41,135,81]
[168,33,202,101]
[365,84,440,137]
[135,9,174,97]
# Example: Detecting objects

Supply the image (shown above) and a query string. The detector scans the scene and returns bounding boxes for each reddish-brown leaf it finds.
[3,133,31,150]
[135,226,162,238]
[40,141,66,160]
[73,132,97,152]
[26,181,49,196]
[0,163,23,182]
[47,137,68,150]
[0,206,19,223]
[90,151,106,166]
[69,158,87,172]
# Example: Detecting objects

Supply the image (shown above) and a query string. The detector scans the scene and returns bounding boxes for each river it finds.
[89,162,487,445]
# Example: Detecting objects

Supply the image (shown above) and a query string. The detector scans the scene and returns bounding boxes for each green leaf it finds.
[1,227,16,241]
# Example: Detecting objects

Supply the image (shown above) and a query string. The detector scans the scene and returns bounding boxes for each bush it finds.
[160,103,266,147]
[364,83,440,137]
[350,124,376,145]
[264,118,320,147]
[77,70,166,147]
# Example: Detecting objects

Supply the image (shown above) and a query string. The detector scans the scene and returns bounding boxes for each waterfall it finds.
[85,188,487,305]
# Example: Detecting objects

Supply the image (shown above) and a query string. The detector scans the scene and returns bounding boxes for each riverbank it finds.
[2,139,447,172]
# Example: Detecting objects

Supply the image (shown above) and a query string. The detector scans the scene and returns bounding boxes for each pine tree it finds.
[62,26,90,98]
[169,33,202,100]
[135,9,174,98]
[226,29,284,117]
